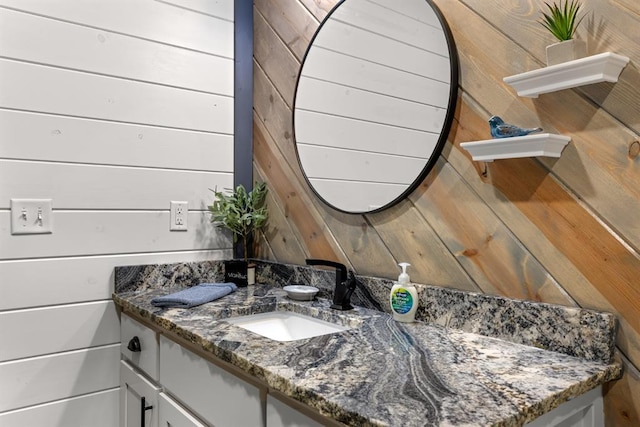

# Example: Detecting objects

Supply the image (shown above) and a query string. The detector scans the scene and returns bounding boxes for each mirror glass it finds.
[294,0,458,213]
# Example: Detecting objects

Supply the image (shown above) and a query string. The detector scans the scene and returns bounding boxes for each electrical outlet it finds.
[170,201,188,231]
[11,198,53,235]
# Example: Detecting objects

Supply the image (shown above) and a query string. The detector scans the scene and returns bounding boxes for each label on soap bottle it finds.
[390,288,413,314]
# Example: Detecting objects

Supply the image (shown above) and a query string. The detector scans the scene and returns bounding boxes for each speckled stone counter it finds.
[114,260,621,427]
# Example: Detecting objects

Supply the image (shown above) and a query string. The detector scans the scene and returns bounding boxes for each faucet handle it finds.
[343,270,357,304]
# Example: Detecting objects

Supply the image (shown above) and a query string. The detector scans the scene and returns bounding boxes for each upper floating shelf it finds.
[503,52,630,98]
[460,133,571,162]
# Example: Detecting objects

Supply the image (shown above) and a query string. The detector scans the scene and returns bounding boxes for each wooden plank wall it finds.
[252,0,640,425]
[0,1,234,424]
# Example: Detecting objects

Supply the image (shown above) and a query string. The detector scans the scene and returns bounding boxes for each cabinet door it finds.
[266,395,324,427]
[525,386,603,427]
[159,335,263,427]
[120,360,160,427]
[158,393,207,427]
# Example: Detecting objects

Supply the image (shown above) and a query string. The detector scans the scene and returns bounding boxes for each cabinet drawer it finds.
[158,393,207,427]
[159,335,263,427]
[121,314,159,381]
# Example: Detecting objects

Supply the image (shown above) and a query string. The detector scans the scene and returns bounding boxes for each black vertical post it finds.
[234,2,254,259]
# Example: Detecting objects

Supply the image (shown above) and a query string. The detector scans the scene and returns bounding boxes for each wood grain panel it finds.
[0,0,234,57]
[367,200,478,291]
[253,61,299,169]
[0,211,232,260]
[0,389,119,427]
[256,0,640,424]
[254,167,307,265]
[436,0,640,253]
[488,157,640,330]
[253,10,299,108]
[297,0,335,22]
[460,0,640,134]
[254,0,317,61]
[450,95,640,368]
[0,301,119,362]
[0,8,233,95]
[0,250,229,311]
[0,344,120,412]
[0,60,233,133]
[410,159,573,304]
[0,110,233,171]
[604,354,640,426]
[254,117,342,263]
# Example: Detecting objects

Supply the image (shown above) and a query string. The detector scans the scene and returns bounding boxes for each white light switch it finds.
[10,199,53,235]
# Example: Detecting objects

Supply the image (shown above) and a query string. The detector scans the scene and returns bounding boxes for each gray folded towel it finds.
[151,283,237,308]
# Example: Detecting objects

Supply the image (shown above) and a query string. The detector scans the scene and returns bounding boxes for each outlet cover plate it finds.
[11,198,53,235]
[170,201,188,231]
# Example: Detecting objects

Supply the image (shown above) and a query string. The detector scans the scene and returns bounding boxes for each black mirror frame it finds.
[292,0,459,214]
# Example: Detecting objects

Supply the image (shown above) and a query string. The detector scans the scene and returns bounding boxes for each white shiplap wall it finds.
[0,1,235,425]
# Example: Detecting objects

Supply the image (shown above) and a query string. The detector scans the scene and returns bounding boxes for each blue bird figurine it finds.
[488,115,543,139]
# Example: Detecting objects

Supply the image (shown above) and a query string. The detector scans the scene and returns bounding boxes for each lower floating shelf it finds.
[460,133,571,162]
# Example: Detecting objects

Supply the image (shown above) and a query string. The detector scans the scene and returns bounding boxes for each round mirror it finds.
[293,0,458,213]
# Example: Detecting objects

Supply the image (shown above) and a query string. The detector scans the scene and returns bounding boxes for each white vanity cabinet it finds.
[120,314,265,427]
[120,313,161,427]
[120,314,207,427]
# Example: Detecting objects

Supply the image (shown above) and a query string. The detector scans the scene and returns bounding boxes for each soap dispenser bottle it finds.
[389,262,418,322]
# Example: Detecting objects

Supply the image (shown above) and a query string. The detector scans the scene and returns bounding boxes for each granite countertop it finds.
[113,278,621,427]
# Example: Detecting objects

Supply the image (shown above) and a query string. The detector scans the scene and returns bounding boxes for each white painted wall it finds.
[0,1,235,425]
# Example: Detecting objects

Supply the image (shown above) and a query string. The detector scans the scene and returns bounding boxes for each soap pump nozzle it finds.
[398,262,411,285]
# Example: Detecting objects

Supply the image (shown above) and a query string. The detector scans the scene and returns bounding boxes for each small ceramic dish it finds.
[282,285,319,301]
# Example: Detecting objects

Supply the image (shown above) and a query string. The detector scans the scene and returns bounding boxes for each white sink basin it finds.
[226,311,350,342]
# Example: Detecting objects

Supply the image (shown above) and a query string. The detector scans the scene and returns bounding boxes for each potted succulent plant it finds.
[208,182,268,286]
[539,0,586,66]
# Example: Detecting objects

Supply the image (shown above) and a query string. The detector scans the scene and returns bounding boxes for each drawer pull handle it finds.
[140,396,153,427]
[127,336,141,352]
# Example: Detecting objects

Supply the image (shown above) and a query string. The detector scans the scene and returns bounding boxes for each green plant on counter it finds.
[208,182,268,261]
[539,0,585,41]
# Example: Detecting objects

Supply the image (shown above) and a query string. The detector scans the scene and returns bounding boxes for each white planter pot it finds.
[546,39,586,66]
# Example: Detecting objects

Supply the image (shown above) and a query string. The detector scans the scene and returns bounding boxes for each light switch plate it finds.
[11,199,53,235]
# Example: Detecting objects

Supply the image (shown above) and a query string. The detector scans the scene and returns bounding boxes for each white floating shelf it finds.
[503,52,629,98]
[460,133,571,162]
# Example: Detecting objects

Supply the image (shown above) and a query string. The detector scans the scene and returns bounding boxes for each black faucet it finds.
[305,259,357,310]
